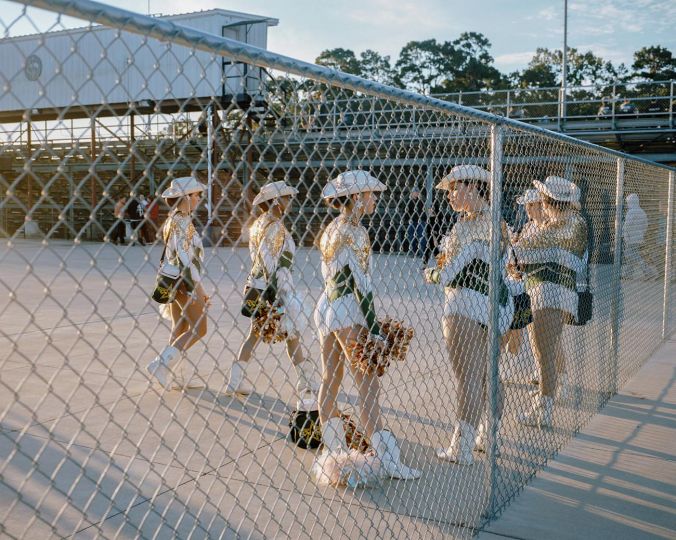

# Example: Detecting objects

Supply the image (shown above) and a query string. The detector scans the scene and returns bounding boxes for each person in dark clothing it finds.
[405,187,427,259]
[423,195,456,266]
[112,196,127,245]
[126,197,145,245]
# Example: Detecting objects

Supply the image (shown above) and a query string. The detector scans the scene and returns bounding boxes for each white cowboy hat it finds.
[321,170,386,199]
[534,176,580,203]
[516,188,542,205]
[252,180,298,206]
[435,165,490,191]
[161,176,206,199]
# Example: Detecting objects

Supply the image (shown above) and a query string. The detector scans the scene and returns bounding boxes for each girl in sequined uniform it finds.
[226,181,317,408]
[423,165,514,465]
[313,170,421,486]
[147,177,209,390]
[513,176,588,428]
[504,189,547,374]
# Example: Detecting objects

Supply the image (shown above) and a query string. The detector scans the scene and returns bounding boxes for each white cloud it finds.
[495,51,535,66]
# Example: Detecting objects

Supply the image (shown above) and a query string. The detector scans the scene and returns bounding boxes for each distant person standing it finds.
[622,193,656,279]
[112,196,127,245]
[405,187,427,260]
[127,196,145,245]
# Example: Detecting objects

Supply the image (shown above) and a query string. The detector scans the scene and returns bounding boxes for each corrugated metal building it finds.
[0,8,278,121]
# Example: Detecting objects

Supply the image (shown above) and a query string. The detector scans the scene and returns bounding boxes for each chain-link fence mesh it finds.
[1,1,674,538]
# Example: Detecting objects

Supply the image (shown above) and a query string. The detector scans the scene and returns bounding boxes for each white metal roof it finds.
[2,8,278,42]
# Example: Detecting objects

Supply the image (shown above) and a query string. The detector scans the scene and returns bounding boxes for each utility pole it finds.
[560,0,568,121]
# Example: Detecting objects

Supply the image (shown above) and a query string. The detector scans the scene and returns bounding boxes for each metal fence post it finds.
[609,157,624,394]
[663,171,675,338]
[486,123,503,518]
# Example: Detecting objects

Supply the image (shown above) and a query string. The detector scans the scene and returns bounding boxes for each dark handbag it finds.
[289,409,322,449]
[240,284,277,317]
[510,292,533,330]
[568,250,593,326]
[574,289,593,326]
[151,246,180,304]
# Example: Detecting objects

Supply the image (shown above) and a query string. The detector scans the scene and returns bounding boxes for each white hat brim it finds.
[161,183,205,199]
[534,178,580,203]
[322,175,386,199]
[252,185,298,206]
[435,165,490,191]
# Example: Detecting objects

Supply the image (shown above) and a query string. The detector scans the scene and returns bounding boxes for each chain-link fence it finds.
[1,1,674,538]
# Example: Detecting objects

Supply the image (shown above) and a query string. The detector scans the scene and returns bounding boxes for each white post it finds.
[662,171,674,338]
[487,124,503,516]
[610,158,624,394]
[207,104,213,223]
[560,0,568,120]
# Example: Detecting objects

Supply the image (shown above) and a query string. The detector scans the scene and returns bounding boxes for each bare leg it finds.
[169,301,188,344]
[443,315,487,428]
[318,332,345,426]
[528,308,565,397]
[335,327,383,438]
[285,335,306,366]
[170,290,208,352]
[237,323,262,363]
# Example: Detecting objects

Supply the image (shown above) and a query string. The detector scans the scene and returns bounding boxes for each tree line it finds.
[315,34,676,94]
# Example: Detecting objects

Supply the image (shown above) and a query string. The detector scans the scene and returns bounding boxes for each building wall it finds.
[0,11,272,113]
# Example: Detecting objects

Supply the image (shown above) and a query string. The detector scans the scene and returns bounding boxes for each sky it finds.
[3,0,675,74]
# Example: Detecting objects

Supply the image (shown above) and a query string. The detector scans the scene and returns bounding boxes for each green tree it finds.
[436,32,505,92]
[359,49,396,85]
[315,48,362,75]
[632,46,676,81]
[394,39,457,94]
[516,47,625,88]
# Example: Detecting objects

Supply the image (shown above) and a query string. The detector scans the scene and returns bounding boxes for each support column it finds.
[609,158,625,394]
[662,171,674,338]
[486,124,504,517]
[90,116,97,240]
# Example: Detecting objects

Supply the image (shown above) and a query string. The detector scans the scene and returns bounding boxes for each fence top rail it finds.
[431,79,676,99]
[15,0,676,173]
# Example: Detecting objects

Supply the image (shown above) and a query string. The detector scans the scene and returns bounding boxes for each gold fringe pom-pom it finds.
[252,304,288,344]
[346,317,415,377]
[340,413,371,454]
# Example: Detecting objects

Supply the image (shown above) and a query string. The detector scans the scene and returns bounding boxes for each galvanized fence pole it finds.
[486,123,504,518]
[609,157,625,394]
[663,171,675,338]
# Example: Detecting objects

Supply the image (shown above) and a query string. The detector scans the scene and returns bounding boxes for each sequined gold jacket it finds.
[247,212,295,302]
[318,214,381,336]
[428,208,511,305]
[162,211,204,292]
[514,211,588,292]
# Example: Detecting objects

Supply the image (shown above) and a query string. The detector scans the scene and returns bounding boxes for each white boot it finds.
[371,430,421,480]
[226,361,253,395]
[518,394,553,428]
[437,421,476,465]
[146,346,180,390]
[556,372,570,401]
[321,416,348,453]
[294,360,317,394]
[294,360,318,410]
[475,417,502,455]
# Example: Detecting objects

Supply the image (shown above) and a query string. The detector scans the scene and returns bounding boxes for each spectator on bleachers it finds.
[618,98,638,117]
[596,98,612,119]
[646,99,664,115]
[509,106,527,120]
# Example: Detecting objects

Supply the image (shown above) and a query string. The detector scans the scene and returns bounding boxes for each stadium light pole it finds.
[559,0,568,120]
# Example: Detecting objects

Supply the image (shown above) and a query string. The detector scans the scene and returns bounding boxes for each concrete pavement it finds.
[479,334,676,540]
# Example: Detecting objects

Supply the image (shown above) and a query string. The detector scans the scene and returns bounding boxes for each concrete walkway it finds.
[479,334,676,540]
